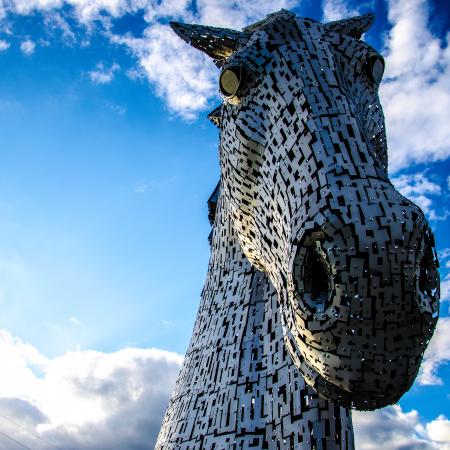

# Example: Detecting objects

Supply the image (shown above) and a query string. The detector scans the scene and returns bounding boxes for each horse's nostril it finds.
[416,232,440,317]
[418,254,434,294]
[294,245,332,314]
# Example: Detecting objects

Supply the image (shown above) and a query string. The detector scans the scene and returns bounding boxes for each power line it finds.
[0,414,60,450]
[0,429,34,450]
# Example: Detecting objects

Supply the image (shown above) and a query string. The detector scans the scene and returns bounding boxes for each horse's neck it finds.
[156,196,354,449]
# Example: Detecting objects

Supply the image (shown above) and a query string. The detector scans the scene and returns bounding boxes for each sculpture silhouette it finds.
[156,10,440,449]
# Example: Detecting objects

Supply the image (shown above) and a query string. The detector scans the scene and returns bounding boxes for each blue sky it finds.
[0,0,449,449]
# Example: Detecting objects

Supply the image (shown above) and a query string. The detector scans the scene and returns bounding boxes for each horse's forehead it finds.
[240,17,335,62]
[255,16,323,44]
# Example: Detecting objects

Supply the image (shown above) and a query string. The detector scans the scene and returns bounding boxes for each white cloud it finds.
[43,10,76,44]
[321,0,364,22]
[438,250,450,304]
[440,249,450,275]
[0,328,182,450]
[105,101,126,114]
[126,66,146,81]
[20,39,36,55]
[441,274,450,303]
[0,39,10,51]
[381,0,450,172]
[2,0,450,142]
[143,0,192,24]
[1,326,450,450]
[133,175,178,193]
[0,0,189,25]
[0,0,299,119]
[69,317,80,325]
[8,0,63,16]
[135,183,147,193]
[417,317,450,385]
[353,404,450,449]
[112,24,217,120]
[111,0,299,119]
[6,0,146,22]
[88,62,120,84]
[392,172,448,221]
[439,248,450,260]
[427,416,450,449]
[196,0,298,29]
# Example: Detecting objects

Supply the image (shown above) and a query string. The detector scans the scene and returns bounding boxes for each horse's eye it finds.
[367,54,385,84]
[219,66,243,98]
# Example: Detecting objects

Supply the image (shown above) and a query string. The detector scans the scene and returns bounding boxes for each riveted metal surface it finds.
[157,10,440,449]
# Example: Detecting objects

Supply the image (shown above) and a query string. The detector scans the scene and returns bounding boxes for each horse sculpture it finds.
[156,10,440,449]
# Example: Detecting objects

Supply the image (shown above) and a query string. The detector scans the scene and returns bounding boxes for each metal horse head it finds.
[171,10,440,410]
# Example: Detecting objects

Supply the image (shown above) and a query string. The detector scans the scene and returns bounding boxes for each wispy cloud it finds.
[2,0,146,22]
[20,39,35,55]
[418,317,450,385]
[108,0,299,120]
[135,183,148,193]
[88,62,120,85]
[321,0,367,22]
[0,39,10,51]
[126,66,146,81]
[112,25,217,121]
[134,176,178,193]
[392,172,449,221]
[440,273,450,305]
[43,10,76,45]
[439,249,450,260]
[440,248,450,270]
[105,101,126,115]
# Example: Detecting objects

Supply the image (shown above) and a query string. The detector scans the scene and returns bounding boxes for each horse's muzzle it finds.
[288,186,440,409]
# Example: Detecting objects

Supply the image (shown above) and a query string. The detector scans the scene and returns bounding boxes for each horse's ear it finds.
[170,22,249,61]
[324,13,375,39]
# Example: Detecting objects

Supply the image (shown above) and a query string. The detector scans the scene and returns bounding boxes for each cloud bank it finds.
[0,324,450,449]
[0,329,182,450]
[354,405,450,450]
